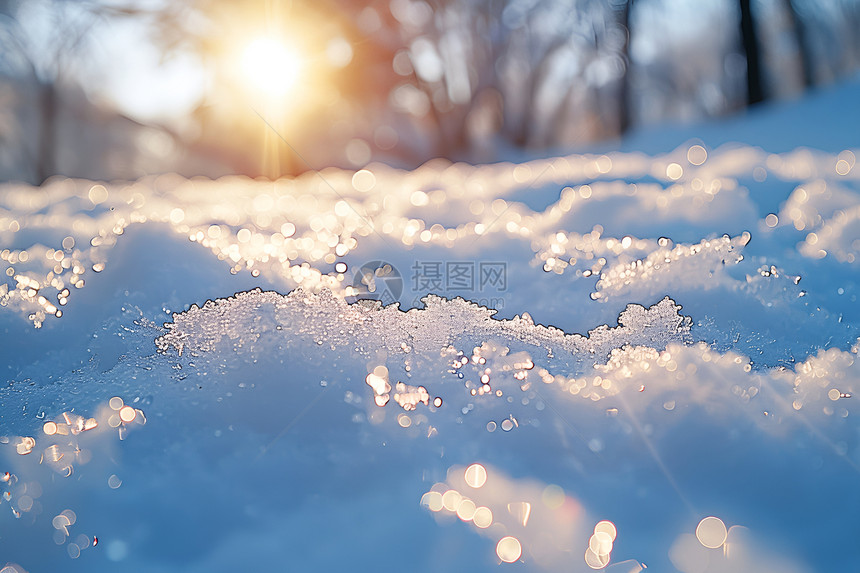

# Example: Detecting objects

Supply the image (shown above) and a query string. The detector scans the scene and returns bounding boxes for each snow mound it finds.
[3,82,860,571]
[2,143,856,328]
[156,288,692,367]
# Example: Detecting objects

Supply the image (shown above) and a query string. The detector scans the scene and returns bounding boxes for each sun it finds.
[240,36,304,100]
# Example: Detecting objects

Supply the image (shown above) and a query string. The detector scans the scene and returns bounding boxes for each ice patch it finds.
[155,288,692,367]
[2,143,856,327]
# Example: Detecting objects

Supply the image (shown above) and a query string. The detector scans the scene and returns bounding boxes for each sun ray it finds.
[240,36,304,101]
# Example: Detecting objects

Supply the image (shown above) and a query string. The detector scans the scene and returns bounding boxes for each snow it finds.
[2,76,860,572]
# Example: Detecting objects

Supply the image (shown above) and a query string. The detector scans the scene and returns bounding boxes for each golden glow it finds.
[696,516,728,548]
[393,381,430,410]
[585,547,610,569]
[45,444,63,463]
[589,531,613,554]
[0,398,149,555]
[88,184,108,205]
[586,520,616,568]
[352,170,376,193]
[687,145,708,165]
[441,489,462,512]
[366,366,392,407]
[464,463,487,488]
[670,533,710,571]
[667,162,684,180]
[507,501,531,527]
[365,373,390,394]
[53,513,72,531]
[723,524,751,560]
[420,463,592,568]
[15,437,35,455]
[473,506,493,528]
[119,405,137,423]
[17,495,33,512]
[7,142,853,326]
[496,536,522,563]
[594,520,617,541]
[421,491,443,512]
[60,509,77,525]
[541,484,564,509]
[240,36,304,100]
[456,498,477,521]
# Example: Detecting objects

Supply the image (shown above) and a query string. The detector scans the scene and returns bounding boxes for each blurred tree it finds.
[743,0,860,104]
[167,0,860,174]
[152,0,643,172]
[616,0,633,136]
[0,0,161,182]
[1,0,99,181]
[6,0,860,181]
[145,0,404,176]
[783,0,813,88]
[739,0,764,104]
[368,0,631,153]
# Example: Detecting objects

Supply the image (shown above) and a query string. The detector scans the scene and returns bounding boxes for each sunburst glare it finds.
[240,36,304,101]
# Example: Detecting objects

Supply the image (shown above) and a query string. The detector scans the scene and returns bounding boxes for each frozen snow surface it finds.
[2,77,860,572]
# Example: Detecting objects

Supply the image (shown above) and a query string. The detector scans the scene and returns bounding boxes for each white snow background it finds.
[1,73,860,572]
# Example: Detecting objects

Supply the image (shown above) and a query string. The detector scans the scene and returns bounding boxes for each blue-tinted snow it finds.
[1,76,860,572]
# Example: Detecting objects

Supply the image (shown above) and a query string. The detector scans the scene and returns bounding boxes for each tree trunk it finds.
[36,81,57,183]
[514,37,568,148]
[783,0,814,88]
[617,0,633,136]
[739,0,764,105]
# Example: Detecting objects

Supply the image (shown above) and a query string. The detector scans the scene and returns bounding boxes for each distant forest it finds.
[1,0,859,182]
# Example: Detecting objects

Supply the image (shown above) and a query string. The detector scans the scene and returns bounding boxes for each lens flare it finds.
[241,36,304,100]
